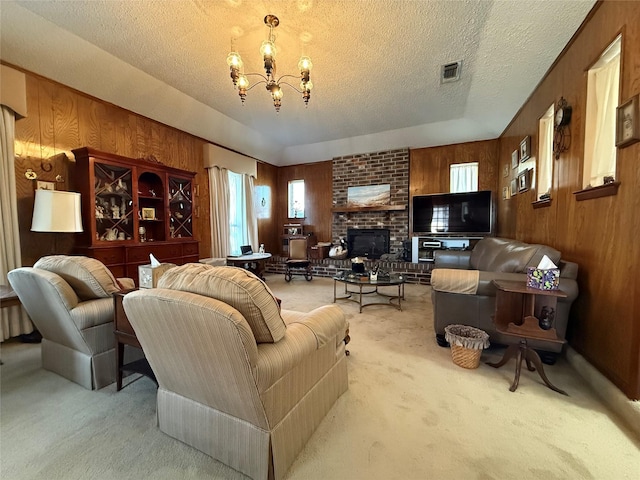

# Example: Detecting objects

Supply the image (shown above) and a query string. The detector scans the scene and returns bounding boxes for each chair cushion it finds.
[34,255,121,300]
[158,263,286,343]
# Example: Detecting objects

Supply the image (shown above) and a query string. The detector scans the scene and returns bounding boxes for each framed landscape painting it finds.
[347,184,390,207]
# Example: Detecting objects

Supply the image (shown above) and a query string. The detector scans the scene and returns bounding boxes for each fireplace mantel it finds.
[331,205,406,213]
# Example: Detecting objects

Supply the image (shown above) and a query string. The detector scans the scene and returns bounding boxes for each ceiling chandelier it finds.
[226,15,313,113]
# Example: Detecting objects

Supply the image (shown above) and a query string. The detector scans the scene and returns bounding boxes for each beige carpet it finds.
[1,276,638,479]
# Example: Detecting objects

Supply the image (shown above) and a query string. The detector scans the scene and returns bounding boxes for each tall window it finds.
[537,104,555,200]
[450,162,478,193]
[583,34,621,188]
[228,170,248,255]
[288,179,305,218]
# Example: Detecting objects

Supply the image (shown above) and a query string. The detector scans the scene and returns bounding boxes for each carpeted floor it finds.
[1,276,638,479]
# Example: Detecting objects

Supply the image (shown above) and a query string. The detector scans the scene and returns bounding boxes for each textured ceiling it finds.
[0,0,596,165]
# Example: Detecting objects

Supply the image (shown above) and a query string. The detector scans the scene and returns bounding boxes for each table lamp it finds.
[31,190,83,253]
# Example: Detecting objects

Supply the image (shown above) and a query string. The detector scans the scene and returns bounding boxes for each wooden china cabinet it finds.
[72,147,199,283]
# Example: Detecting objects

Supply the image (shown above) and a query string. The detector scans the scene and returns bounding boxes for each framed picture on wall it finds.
[502,186,509,200]
[511,150,519,169]
[519,136,531,162]
[517,169,531,192]
[510,179,517,196]
[616,94,640,148]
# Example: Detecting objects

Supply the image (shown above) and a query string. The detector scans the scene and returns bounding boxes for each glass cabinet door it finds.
[168,176,193,238]
[94,163,134,242]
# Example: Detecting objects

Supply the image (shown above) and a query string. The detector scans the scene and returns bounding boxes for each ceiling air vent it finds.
[441,61,462,84]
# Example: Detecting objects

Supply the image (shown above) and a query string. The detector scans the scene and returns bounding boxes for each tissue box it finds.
[138,263,176,288]
[526,267,560,290]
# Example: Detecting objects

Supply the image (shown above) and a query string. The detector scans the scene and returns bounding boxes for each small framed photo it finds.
[36,180,55,190]
[141,207,156,220]
[517,169,531,193]
[503,163,509,178]
[502,186,509,200]
[510,179,517,196]
[520,136,531,162]
[511,150,519,169]
[616,94,640,148]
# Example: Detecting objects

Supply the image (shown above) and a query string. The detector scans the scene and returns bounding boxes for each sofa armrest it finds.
[117,277,135,289]
[282,304,348,349]
[433,250,472,269]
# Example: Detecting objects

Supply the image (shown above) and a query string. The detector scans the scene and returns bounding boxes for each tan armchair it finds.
[122,264,349,480]
[8,255,136,390]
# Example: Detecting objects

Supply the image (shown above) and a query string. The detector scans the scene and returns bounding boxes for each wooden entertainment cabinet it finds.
[72,147,199,282]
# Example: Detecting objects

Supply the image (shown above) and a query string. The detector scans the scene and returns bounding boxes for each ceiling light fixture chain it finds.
[226,15,313,113]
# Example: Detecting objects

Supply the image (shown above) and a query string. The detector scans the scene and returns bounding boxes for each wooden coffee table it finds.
[113,289,157,391]
[333,271,406,313]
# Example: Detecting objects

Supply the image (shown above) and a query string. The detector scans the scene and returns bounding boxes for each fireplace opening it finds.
[347,228,390,259]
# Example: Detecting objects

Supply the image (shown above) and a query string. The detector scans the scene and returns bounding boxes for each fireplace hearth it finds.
[347,228,390,259]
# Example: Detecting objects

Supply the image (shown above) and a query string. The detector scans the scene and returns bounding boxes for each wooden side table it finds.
[486,280,568,395]
[113,289,157,391]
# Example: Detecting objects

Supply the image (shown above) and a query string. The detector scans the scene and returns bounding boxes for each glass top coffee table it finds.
[333,271,406,313]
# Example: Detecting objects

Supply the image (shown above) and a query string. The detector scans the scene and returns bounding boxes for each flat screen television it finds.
[412,190,494,235]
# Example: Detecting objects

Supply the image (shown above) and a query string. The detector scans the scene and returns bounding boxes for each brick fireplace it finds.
[332,148,409,256]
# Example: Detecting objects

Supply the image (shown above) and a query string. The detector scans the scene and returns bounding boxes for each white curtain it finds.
[0,105,33,340]
[584,52,620,187]
[450,162,478,193]
[207,166,231,258]
[245,174,258,250]
[537,106,554,199]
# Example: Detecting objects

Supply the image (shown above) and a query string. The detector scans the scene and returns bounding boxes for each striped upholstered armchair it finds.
[122,264,349,480]
[8,255,137,389]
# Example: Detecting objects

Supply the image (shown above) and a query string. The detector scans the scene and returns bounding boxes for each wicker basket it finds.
[444,324,490,369]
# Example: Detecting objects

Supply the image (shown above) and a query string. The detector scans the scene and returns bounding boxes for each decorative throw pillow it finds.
[34,255,121,300]
[158,263,286,343]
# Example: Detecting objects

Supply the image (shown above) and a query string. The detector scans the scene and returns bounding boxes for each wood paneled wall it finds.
[11,69,212,266]
[497,1,640,399]
[409,139,500,195]
[276,161,333,245]
[409,139,500,234]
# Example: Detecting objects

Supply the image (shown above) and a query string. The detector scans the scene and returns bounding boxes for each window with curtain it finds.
[450,162,478,193]
[288,179,305,218]
[228,170,248,256]
[537,104,555,200]
[583,34,621,188]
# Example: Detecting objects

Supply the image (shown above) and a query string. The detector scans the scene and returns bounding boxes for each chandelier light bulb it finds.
[260,40,276,58]
[272,86,283,100]
[226,52,243,68]
[238,75,249,89]
[298,56,313,71]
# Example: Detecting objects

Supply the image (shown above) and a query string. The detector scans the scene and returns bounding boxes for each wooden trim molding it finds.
[573,181,620,201]
[532,198,552,209]
[331,205,406,213]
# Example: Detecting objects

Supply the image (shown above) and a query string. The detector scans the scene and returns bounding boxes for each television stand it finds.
[411,235,484,263]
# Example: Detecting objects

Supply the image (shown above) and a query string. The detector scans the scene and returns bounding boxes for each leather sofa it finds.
[122,263,349,480]
[8,255,138,389]
[430,237,579,360]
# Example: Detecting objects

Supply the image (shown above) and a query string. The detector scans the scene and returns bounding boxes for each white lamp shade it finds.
[31,189,83,232]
